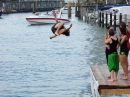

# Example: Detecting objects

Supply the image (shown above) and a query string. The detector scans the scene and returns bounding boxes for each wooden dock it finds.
[90,65,130,97]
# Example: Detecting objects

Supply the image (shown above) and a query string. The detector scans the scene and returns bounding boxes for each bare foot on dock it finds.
[107,75,111,78]
[114,78,117,81]
[108,79,114,82]
[120,77,129,80]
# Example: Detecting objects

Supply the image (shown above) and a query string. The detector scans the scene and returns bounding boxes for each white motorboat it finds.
[60,6,75,14]
[26,11,70,25]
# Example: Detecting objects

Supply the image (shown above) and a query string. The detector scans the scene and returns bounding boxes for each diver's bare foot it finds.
[50,36,53,39]
[108,79,114,82]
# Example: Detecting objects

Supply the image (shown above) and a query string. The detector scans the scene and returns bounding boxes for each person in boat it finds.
[105,29,119,82]
[50,11,72,39]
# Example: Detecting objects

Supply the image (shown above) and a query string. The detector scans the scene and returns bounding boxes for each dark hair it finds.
[119,27,126,35]
[120,22,126,28]
[107,25,113,30]
[109,29,114,36]
[62,31,70,36]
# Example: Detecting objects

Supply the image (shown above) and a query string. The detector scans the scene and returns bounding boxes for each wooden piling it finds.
[3,3,7,14]
[124,14,127,24]
[119,13,122,24]
[99,11,101,27]
[32,3,36,13]
[106,12,108,28]
[67,2,71,17]
[102,12,104,27]
[110,12,112,26]
[86,8,89,22]
[75,2,78,17]
[114,14,116,31]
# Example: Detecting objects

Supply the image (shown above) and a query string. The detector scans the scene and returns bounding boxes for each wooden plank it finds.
[117,67,128,87]
[118,67,130,87]
[98,65,119,86]
[100,89,130,94]
[99,65,128,87]
[90,66,108,86]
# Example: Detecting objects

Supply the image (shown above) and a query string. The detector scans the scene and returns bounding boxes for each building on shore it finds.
[0,0,66,13]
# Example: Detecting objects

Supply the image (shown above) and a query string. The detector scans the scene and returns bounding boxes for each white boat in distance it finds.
[26,11,70,25]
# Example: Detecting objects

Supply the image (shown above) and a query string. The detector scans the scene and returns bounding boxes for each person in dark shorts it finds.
[50,11,72,39]
[119,22,130,74]
[119,27,129,80]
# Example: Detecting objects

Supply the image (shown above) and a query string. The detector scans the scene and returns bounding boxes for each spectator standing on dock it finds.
[105,29,119,82]
[126,22,130,72]
[120,22,130,74]
[104,25,113,78]
[119,27,129,80]
[104,25,113,63]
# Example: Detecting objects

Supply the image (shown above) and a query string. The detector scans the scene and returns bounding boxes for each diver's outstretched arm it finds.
[50,34,57,39]
[52,11,58,23]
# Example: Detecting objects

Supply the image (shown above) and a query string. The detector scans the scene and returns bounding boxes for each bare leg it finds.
[108,70,114,82]
[50,34,57,39]
[58,24,72,35]
[114,72,118,81]
[120,55,129,80]
[126,57,130,73]
[107,73,111,78]
[54,22,64,36]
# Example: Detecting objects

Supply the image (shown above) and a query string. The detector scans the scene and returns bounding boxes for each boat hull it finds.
[26,17,70,25]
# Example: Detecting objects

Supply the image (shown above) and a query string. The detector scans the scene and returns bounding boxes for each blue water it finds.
[0,13,129,97]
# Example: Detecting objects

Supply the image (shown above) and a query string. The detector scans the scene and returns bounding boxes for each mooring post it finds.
[106,12,108,28]
[68,2,71,17]
[110,12,112,26]
[124,14,127,24]
[3,3,7,14]
[75,2,78,17]
[32,3,36,13]
[119,13,122,24]
[99,11,101,27]
[114,13,116,31]
[102,12,104,27]
[86,8,89,22]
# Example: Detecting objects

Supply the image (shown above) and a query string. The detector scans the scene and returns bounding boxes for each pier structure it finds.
[0,0,65,13]
[90,65,130,97]
[76,0,130,22]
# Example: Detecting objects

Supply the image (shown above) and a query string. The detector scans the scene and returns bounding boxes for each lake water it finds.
[0,12,130,97]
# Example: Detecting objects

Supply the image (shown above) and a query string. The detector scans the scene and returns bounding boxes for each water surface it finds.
[0,12,129,97]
